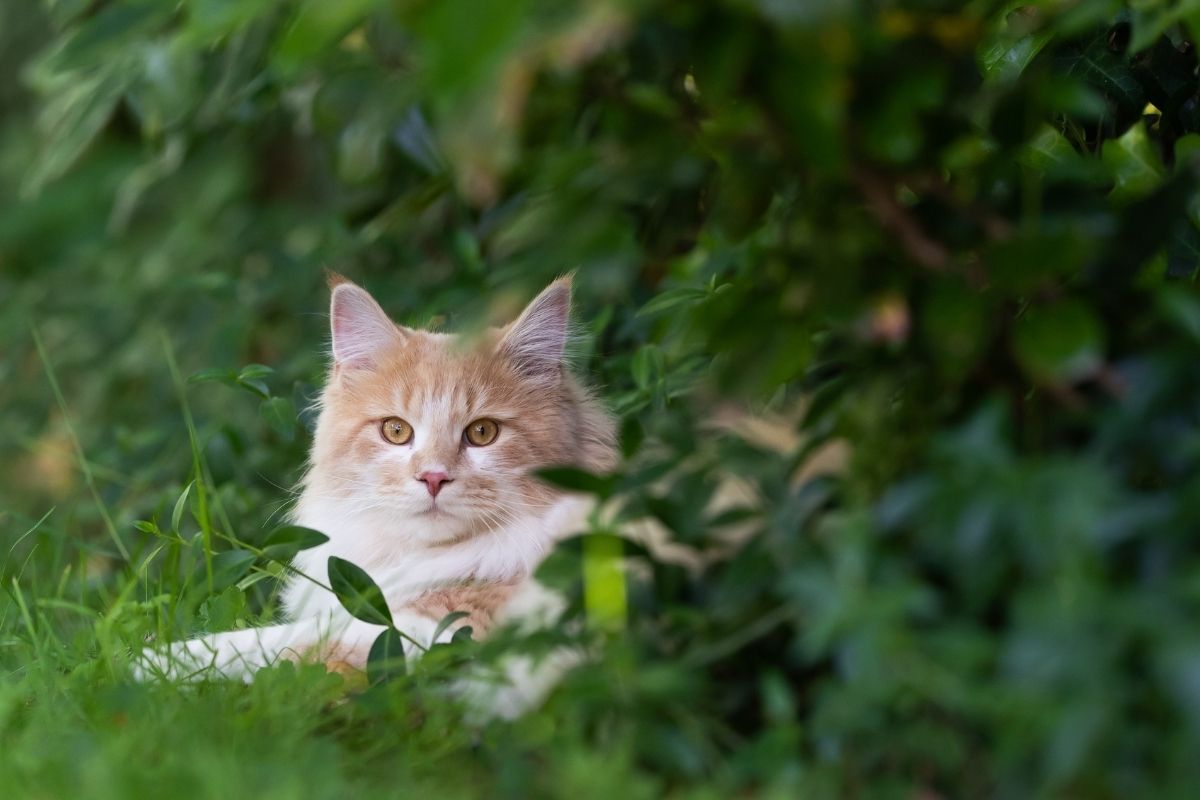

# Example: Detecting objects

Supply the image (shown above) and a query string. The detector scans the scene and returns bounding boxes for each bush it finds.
[3,1,1200,796]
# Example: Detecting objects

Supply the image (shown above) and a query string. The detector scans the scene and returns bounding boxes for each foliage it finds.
[4,0,1200,796]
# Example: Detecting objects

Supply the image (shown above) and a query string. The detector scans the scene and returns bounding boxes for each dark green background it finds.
[4,1,1200,796]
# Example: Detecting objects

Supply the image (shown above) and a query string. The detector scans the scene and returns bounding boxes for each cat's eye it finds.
[380,417,413,445]
[464,418,499,447]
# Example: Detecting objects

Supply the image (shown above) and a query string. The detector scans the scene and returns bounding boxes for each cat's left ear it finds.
[499,277,571,383]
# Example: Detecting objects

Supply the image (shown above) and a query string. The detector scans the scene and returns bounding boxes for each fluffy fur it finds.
[140,277,615,696]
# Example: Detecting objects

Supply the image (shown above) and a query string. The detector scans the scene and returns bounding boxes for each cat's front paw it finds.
[131,638,217,681]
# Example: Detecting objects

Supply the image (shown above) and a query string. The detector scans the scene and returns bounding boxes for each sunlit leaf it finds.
[171,480,193,534]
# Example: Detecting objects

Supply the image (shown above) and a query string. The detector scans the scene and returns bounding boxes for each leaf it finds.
[237,364,274,397]
[260,526,329,563]
[1059,37,1145,119]
[534,466,617,499]
[367,627,407,685]
[619,415,645,460]
[583,533,626,631]
[190,366,272,398]
[637,287,708,317]
[1166,223,1200,278]
[1012,301,1105,383]
[238,364,275,381]
[24,66,127,194]
[192,550,257,595]
[1175,133,1200,167]
[273,0,378,73]
[979,32,1052,82]
[327,557,393,627]
[46,2,172,72]
[1129,4,1200,53]
[239,379,270,399]
[1157,286,1200,346]
[235,570,276,592]
[432,611,470,643]
[631,345,664,391]
[187,368,238,385]
[199,586,247,631]
[451,626,474,644]
[1102,122,1165,202]
[260,397,297,439]
[171,480,193,535]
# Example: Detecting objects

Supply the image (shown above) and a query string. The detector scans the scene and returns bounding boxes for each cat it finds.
[138,275,616,704]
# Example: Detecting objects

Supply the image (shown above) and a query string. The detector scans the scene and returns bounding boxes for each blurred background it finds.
[5,0,1200,796]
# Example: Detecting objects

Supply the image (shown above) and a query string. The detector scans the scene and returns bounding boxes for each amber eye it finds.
[464,418,499,447]
[380,417,413,445]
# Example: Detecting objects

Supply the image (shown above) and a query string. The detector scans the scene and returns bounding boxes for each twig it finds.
[852,164,951,272]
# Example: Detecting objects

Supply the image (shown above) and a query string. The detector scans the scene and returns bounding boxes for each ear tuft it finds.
[499,278,572,382]
[330,282,400,368]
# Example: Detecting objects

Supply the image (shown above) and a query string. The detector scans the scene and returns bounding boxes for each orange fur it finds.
[303,276,615,550]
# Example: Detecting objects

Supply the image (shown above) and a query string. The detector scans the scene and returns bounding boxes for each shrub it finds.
[3,1,1200,796]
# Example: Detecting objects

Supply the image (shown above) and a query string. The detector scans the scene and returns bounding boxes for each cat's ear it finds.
[499,277,571,382]
[329,278,401,369]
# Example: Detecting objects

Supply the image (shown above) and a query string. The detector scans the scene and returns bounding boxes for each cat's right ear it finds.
[329,279,400,369]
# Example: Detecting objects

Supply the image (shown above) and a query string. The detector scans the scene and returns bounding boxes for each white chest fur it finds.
[281,492,592,620]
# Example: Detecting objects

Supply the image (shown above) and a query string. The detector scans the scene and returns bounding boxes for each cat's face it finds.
[306,278,599,544]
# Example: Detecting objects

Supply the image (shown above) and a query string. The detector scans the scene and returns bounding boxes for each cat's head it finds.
[304,276,614,545]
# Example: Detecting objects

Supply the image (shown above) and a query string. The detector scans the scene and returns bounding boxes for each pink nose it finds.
[416,471,452,497]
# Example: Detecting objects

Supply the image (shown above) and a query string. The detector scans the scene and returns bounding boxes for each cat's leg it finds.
[455,579,584,720]
[135,609,444,682]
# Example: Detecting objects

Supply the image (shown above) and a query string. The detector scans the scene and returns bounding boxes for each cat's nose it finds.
[416,471,452,497]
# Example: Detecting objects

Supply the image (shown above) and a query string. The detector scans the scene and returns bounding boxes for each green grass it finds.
[9,0,1200,795]
[0,334,719,799]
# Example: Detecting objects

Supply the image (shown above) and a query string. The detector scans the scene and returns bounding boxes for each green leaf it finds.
[637,287,708,317]
[237,366,272,398]
[1129,4,1197,53]
[171,480,193,534]
[24,66,127,194]
[260,397,297,439]
[46,1,172,72]
[273,0,379,73]
[1102,122,1165,202]
[535,466,617,499]
[583,533,626,632]
[979,32,1052,82]
[238,364,274,381]
[631,345,665,392]
[1059,37,1145,118]
[367,627,407,685]
[432,611,470,644]
[1158,286,1200,345]
[192,550,257,595]
[619,415,645,460]
[235,570,276,592]
[1175,133,1200,167]
[327,556,393,627]
[260,526,329,563]
[199,586,248,631]
[1012,301,1105,382]
[188,368,238,385]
